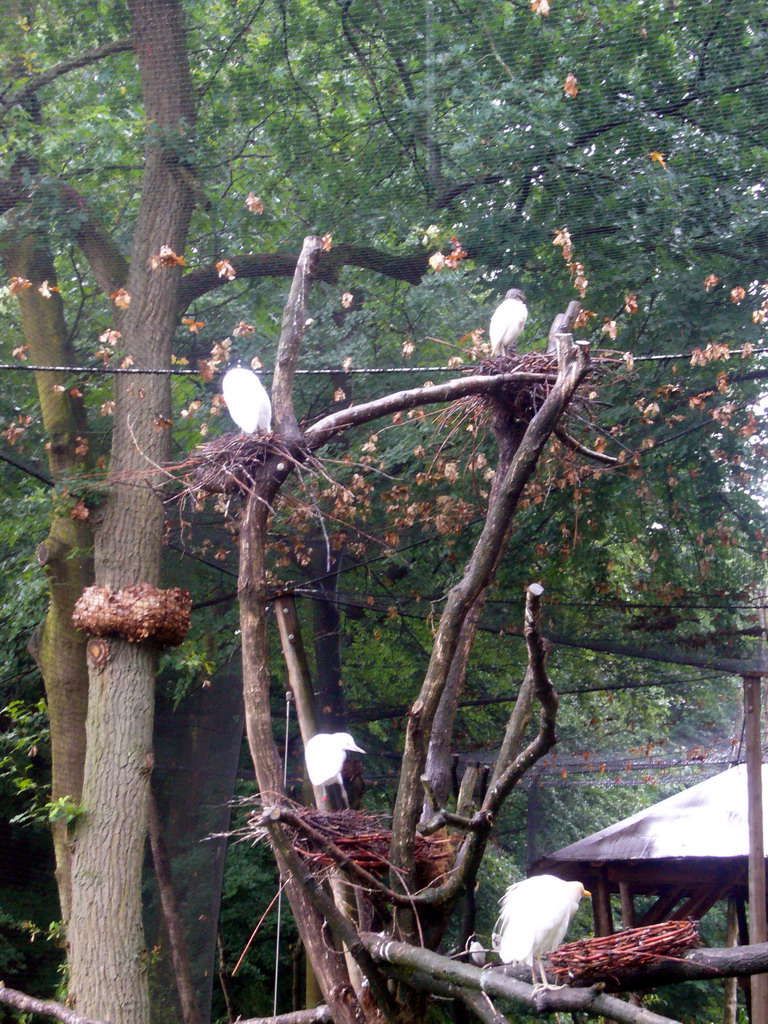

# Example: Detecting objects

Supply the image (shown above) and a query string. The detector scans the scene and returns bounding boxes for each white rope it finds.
[273,690,293,1016]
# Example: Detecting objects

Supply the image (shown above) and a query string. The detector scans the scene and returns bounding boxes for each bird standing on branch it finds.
[222,366,272,434]
[489,288,528,357]
[305,731,365,808]
[494,874,590,989]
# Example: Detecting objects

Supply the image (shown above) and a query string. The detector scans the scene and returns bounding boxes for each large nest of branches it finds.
[468,352,559,426]
[256,808,458,889]
[186,432,274,494]
[548,920,700,986]
[72,583,191,646]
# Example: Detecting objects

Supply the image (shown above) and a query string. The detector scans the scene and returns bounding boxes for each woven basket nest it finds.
[187,432,277,494]
[466,351,559,424]
[268,808,458,889]
[72,583,191,647]
[547,919,700,986]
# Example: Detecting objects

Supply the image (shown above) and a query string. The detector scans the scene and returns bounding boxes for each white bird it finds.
[222,366,272,434]
[493,874,590,989]
[304,731,365,807]
[489,288,528,357]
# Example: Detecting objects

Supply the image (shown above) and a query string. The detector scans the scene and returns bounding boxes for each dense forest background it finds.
[1,1,767,1022]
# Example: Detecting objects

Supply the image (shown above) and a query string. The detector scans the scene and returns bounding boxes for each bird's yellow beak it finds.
[584,889,592,897]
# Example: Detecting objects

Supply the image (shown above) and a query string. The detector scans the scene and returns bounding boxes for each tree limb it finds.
[554,426,619,464]
[0,40,132,116]
[0,985,107,1024]
[363,935,683,1024]
[305,371,557,448]
[237,1009,332,1024]
[272,236,326,440]
[389,332,590,902]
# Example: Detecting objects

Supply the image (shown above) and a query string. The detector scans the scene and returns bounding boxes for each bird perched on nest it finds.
[493,874,590,989]
[489,288,528,357]
[222,366,272,434]
[305,731,365,808]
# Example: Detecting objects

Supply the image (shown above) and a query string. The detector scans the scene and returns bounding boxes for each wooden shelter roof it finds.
[531,765,766,929]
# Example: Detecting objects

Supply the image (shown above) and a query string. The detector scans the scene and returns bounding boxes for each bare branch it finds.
[389,333,590,897]
[0,985,107,1024]
[272,236,326,439]
[237,1010,332,1024]
[555,426,619,464]
[305,371,556,448]
[364,935,683,1024]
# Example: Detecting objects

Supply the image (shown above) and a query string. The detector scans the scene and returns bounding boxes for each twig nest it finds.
[467,351,559,426]
[189,432,273,494]
[73,583,191,646]
[547,919,700,986]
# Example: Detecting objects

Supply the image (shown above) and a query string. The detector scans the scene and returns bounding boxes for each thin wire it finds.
[1,346,766,378]
[273,690,293,1017]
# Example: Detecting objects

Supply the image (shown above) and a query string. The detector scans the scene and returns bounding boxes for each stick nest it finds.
[547,919,701,986]
[72,583,191,647]
[469,352,559,424]
[274,808,458,888]
[187,432,275,494]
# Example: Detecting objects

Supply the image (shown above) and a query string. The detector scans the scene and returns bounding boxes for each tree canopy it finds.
[1,2,767,1024]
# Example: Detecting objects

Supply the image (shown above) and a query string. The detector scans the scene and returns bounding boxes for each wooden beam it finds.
[744,672,768,1024]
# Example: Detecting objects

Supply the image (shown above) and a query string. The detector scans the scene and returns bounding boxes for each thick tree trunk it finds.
[67,2,196,1021]
[4,235,93,923]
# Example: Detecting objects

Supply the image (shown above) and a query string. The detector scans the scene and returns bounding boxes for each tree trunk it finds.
[4,234,93,923]
[67,2,196,1021]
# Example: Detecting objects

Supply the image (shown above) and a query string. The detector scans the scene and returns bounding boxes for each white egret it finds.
[222,366,272,434]
[494,874,590,989]
[489,288,528,357]
[305,731,365,808]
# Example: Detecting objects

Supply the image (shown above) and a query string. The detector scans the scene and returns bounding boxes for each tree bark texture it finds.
[67,2,196,1021]
[4,234,93,923]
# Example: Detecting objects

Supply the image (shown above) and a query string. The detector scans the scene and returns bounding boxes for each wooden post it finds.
[592,868,614,937]
[744,671,768,1024]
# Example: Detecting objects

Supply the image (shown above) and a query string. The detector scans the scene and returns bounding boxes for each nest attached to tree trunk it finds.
[187,432,274,494]
[547,919,700,986]
[466,352,560,425]
[269,808,458,889]
[72,583,191,646]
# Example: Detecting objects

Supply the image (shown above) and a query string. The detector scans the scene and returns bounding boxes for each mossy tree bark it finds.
[3,235,93,924]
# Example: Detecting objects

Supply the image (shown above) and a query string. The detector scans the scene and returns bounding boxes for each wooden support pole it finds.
[592,869,614,937]
[744,671,768,1024]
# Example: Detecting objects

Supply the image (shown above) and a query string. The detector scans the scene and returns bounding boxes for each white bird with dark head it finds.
[494,874,590,989]
[222,366,272,434]
[489,288,528,357]
[305,731,365,807]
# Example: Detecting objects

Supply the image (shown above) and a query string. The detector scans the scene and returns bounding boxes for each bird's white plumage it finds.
[489,288,528,357]
[305,731,365,788]
[222,367,272,434]
[494,875,588,979]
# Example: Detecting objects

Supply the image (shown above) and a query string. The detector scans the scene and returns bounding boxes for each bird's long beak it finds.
[349,742,365,753]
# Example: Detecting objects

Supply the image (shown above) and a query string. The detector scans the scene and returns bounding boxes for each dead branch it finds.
[305,370,557,449]
[364,935,683,1024]
[0,985,107,1024]
[236,1011,332,1024]
[272,236,326,440]
[554,426,619,464]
